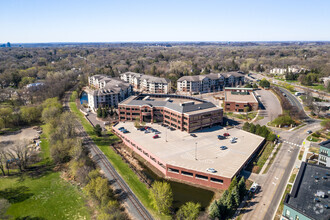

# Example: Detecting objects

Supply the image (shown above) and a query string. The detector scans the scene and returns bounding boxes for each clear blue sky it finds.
[1,0,329,43]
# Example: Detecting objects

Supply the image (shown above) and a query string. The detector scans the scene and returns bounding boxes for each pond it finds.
[80,91,88,105]
[140,161,214,211]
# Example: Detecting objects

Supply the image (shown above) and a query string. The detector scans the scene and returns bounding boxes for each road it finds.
[241,120,321,220]
[278,87,304,111]
[63,91,154,220]
[255,89,282,126]
[249,72,330,101]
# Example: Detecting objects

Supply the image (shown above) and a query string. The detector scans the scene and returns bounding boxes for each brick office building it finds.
[224,87,259,112]
[118,94,223,133]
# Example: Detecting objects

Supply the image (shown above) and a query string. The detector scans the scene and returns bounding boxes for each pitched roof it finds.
[121,72,170,84]
[177,72,244,82]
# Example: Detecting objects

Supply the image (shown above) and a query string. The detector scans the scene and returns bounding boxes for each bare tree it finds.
[7,140,30,172]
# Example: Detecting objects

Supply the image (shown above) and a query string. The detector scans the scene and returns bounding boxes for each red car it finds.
[153,135,159,139]
[223,133,230,137]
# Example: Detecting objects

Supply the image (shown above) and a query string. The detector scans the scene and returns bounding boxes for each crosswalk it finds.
[283,140,302,147]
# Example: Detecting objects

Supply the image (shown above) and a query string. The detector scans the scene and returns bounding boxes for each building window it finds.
[285,209,290,217]
[181,171,193,177]
[210,178,223,184]
[195,174,208,180]
[168,168,179,173]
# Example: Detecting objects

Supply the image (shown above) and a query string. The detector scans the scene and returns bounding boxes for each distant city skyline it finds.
[1,0,330,43]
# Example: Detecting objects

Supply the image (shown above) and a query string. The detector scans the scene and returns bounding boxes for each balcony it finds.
[320,151,329,156]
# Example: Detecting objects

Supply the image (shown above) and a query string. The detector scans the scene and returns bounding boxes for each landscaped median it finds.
[69,99,166,218]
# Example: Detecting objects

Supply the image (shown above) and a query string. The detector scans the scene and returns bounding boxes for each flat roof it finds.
[225,90,258,103]
[319,139,330,150]
[284,162,330,220]
[119,94,222,114]
[115,122,264,179]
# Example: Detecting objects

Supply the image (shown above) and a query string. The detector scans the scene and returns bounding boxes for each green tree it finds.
[176,202,201,220]
[0,107,13,128]
[94,124,102,137]
[149,181,173,215]
[238,177,246,199]
[208,200,220,220]
[84,177,113,206]
[228,176,238,193]
[259,79,270,88]
[242,122,250,131]
[101,108,107,118]
[20,106,42,124]
[97,108,102,118]
[42,106,62,122]
[231,187,240,208]
[249,123,256,133]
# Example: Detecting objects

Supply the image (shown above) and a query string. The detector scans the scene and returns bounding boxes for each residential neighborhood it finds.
[1,1,330,220]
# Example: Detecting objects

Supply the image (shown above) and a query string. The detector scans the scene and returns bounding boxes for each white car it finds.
[206,168,217,173]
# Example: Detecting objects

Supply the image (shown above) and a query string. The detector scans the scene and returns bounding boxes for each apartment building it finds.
[118,94,223,133]
[85,75,133,111]
[282,162,329,220]
[318,140,330,167]
[120,72,171,94]
[224,87,259,112]
[177,71,245,94]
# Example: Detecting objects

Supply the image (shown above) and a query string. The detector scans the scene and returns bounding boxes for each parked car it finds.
[223,133,230,137]
[190,133,197,137]
[144,130,150,134]
[153,135,159,139]
[155,131,161,134]
[139,127,146,131]
[250,182,260,193]
[218,135,225,140]
[230,138,236,143]
[307,130,312,134]
[206,168,217,173]
[122,129,129,134]
[118,127,125,130]
[170,127,176,131]
[220,146,227,150]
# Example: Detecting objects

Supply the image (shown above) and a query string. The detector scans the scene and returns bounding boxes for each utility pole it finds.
[195,142,197,160]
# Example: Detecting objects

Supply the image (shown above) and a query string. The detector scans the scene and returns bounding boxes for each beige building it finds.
[177,72,245,94]
[120,72,171,94]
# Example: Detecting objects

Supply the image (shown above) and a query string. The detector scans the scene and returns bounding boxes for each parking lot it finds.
[115,122,265,179]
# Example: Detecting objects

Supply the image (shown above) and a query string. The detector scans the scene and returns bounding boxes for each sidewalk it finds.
[259,142,280,174]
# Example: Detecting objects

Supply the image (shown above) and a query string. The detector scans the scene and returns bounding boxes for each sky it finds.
[1,0,330,43]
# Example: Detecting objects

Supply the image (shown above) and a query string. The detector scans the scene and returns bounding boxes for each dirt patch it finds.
[0,127,39,149]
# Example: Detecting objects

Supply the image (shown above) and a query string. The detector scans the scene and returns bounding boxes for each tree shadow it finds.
[0,186,33,203]
[16,217,46,220]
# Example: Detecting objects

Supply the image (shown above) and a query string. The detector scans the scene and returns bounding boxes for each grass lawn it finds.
[0,172,90,220]
[69,100,162,218]
[0,122,91,220]
[289,173,297,184]
[298,149,304,160]
[274,184,292,220]
[307,84,326,91]
[263,143,282,174]
[246,142,275,174]
[309,146,319,154]
[307,135,320,142]
[225,112,258,121]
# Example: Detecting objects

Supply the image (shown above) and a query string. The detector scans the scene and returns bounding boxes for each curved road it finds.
[241,119,321,220]
[63,91,154,220]
[255,89,282,126]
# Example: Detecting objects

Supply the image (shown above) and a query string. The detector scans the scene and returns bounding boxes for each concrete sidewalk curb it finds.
[259,142,280,174]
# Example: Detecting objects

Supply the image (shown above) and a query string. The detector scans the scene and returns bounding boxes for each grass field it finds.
[0,172,90,220]
[0,120,91,220]
[69,99,162,218]
[298,149,304,160]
